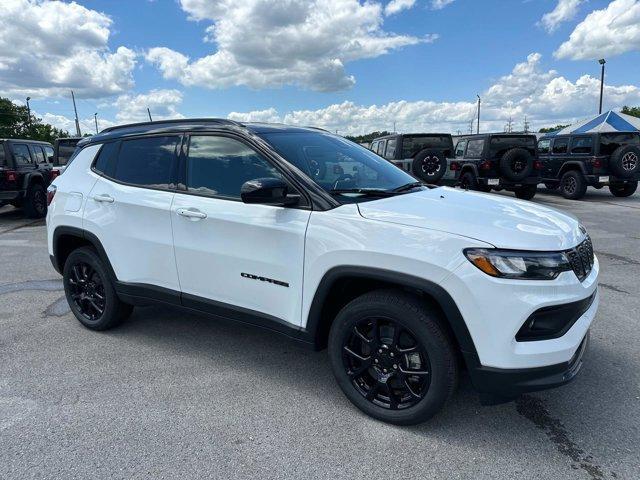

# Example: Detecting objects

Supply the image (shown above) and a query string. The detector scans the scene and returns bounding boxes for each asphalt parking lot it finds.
[1,188,638,480]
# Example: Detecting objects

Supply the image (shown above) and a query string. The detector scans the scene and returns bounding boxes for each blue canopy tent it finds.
[547,110,640,136]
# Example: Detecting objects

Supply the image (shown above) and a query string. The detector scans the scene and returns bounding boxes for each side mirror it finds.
[240,178,299,206]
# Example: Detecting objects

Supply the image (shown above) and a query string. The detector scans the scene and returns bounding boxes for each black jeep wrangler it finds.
[0,138,57,218]
[450,134,541,200]
[538,132,639,199]
[370,133,454,184]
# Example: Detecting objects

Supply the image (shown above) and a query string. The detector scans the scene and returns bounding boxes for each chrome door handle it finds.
[176,208,207,219]
[93,194,114,203]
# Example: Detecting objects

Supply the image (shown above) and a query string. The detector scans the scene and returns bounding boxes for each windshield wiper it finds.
[329,188,397,197]
[391,181,424,193]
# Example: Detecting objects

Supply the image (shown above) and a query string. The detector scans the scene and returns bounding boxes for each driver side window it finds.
[186,135,283,199]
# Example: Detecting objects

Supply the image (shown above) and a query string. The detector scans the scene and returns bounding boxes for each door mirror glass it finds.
[240,178,298,206]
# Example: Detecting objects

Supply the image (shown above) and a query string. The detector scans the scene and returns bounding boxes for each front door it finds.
[171,134,311,329]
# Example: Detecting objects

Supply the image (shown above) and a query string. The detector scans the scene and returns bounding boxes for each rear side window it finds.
[93,142,120,177]
[370,141,378,152]
[43,146,54,162]
[186,135,282,199]
[376,141,386,155]
[538,139,551,154]
[12,144,32,165]
[0,143,5,166]
[385,139,397,159]
[552,138,569,154]
[571,137,593,154]
[465,139,484,158]
[113,136,179,189]
[30,145,46,164]
[455,140,467,157]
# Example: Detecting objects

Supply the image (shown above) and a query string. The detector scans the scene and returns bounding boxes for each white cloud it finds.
[555,0,640,59]
[146,0,433,92]
[228,108,282,123]
[114,89,184,124]
[0,0,137,99]
[431,0,454,10]
[539,0,583,33]
[385,0,416,16]
[227,53,640,134]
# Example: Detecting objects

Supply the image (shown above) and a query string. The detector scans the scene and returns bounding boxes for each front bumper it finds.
[468,332,589,404]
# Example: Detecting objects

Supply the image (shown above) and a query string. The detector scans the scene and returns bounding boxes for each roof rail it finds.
[100,118,243,134]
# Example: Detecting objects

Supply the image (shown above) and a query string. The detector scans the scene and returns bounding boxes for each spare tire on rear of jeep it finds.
[609,145,640,178]
[412,149,447,183]
[499,148,534,182]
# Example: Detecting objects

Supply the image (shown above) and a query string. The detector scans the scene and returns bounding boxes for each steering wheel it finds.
[333,174,355,190]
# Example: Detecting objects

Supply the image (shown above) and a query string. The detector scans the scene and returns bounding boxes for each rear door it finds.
[84,135,181,295]
[550,137,570,178]
[171,133,311,328]
[537,139,552,177]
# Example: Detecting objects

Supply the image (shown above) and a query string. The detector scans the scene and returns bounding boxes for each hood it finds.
[357,187,584,251]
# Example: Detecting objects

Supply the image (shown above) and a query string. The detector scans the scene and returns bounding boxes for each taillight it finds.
[46,185,57,206]
[479,160,492,170]
[534,160,544,170]
[450,162,460,171]
[591,157,603,168]
[51,169,60,180]
[3,170,18,182]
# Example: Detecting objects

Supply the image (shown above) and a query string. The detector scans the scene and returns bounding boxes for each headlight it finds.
[464,248,572,280]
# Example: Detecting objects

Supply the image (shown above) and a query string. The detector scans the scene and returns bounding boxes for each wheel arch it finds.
[22,172,45,190]
[558,162,587,177]
[460,163,479,177]
[52,226,117,281]
[305,266,479,366]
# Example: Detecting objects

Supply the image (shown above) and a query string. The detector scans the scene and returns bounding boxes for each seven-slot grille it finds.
[567,235,594,282]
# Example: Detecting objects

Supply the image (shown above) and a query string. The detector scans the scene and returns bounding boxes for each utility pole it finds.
[598,59,606,114]
[147,108,153,122]
[25,97,31,129]
[71,90,81,136]
[94,113,99,134]
[469,119,474,134]
[393,120,396,133]
[523,116,530,133]
[476,95,481,134]
[505,117,513,133]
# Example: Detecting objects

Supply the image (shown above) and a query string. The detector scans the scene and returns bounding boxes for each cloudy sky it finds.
[2,0,640,135]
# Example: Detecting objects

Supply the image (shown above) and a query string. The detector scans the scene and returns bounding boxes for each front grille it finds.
[566,235,594,282]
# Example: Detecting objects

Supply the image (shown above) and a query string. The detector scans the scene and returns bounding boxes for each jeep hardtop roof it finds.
[539,130,640,141]
[79,119,332,148]
[0,138,53,145]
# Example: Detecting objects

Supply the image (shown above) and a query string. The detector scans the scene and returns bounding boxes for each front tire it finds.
[559,170,587,200]
[328,290,458,425]
[63,247,133,330]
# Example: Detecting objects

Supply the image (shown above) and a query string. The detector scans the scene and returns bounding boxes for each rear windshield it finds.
[57,138,81,165]
[599,133,640,155]
[489,135,536,154]
[401,135,453,158]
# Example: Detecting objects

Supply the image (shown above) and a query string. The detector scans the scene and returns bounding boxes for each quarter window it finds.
[94,142,120,177]
[43,146,54,162]
[385,139,397,159]
[538,139,551,154]
[455,140,467,157]
[465,139,484,158]
[552,138,569,154]
[13,144,32,165]
[376,140,386,155]
[370,141,378,153]
[30,145,46,164]
[570,137,593,154]
[113,136,178,188]
[186,135,283,199]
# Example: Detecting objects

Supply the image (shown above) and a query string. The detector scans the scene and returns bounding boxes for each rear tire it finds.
[559,170,587,200]
[328,289,458,425]
[514,184,537,200]
[24,183,47,218]
[412,149,447,183]
[609,180,638,197]
[63,247,133,331]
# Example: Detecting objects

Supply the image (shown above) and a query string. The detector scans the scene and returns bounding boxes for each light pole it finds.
[94,113,99,134]
[598,59,606,114]
[25,97,31,127]
[476,95,481,134]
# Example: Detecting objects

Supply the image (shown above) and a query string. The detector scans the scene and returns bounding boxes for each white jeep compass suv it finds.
[46,120,599,425]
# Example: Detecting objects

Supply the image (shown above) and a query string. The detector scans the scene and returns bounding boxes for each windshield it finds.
[258,131,417,195]
[401,135,453,158]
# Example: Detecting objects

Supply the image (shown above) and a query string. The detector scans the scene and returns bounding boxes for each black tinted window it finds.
[455,140,467,157]
[552,138,569,154]
[376,141,386,155]
[113,136,178,188]
[13,144,32,165]
[0,143,5,166]
[599,133,640,155]
[30,145,46,163]
[571,137,593,154]
[466,139,484,158]
[43,146,54,162]
[187,135,282,198]
[94,142,120,177]
[538,139,551,154]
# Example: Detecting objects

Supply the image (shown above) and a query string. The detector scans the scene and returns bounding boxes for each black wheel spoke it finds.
[365,382,380,401]
[348,359,372,378]
[403,378,422,399]
[66,261,106,322]
[396,344,418,354]
[386,384,399,409]
[370,319,380,347]
[353,325,371,344]
[343,346,370,362]
[399,366,429,376]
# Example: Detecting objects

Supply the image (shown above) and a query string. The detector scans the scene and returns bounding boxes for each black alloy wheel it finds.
[67,262,106,322]
[342,317,431,410]
[560,170,587,200]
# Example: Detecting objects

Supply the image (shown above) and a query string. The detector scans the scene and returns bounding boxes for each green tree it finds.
[345,131,392,144]
[621,106,640,118]
[538,124,569,134]
[0,96,69,143]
